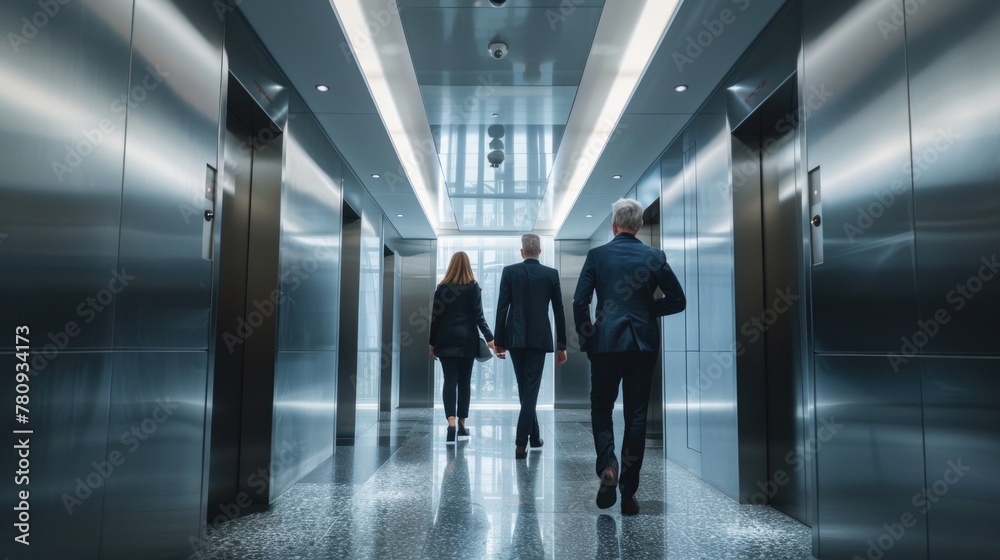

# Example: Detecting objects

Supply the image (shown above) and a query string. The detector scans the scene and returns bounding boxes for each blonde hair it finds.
[440,251,475,285]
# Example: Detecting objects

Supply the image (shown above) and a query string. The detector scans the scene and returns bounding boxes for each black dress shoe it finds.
[446,426,456,444]
[596,466,618,509]
[529,438,543,448]
[457,425,470,437]
[620,496,640,516]
[515,446,527,459]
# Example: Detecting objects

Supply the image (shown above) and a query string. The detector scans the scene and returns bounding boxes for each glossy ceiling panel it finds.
[420,85,576,126]
[239,0,788,238]
[401,1,605,232]
[400,5,603,87]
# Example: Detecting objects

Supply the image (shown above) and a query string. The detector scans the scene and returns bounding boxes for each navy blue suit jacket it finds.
[572,233,686,354]
[494,258,567,352]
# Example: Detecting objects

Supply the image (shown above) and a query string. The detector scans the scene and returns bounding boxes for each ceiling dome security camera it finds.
[488,41,508,60]
[489,0,507,7]
[488,150,505,168]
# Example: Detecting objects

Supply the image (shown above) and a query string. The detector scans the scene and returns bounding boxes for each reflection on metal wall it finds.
[804,0,1000,557]
[906,5,1000,555]
[100,1,224,556]
[659,109,739,500]
[397,240,437,408]
[270,107,344,499]
[0,0,133,554]
[0,0,132,352]
[554,241,591,407]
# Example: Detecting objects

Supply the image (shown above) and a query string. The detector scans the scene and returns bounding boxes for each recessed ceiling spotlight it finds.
[586,214,594,218]
[492,112,499,118]
[315,84,330,92]
[612,174,622,180]
[396,213,404,218]
[371,173,381,179]
[674,84,688,92]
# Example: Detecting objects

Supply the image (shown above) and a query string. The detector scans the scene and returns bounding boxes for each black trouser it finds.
[589,351,657,499]
[509,348,545,447]
[440,356,474,419]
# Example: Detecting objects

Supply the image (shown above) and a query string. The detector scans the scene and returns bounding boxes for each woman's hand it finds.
[429,345,435,359]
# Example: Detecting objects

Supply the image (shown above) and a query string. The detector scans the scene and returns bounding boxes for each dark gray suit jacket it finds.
[572,233,686,354]
[494,258,567,352]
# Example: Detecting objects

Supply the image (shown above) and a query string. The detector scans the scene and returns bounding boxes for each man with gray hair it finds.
[494,233,568,459]
[573,198,686,515]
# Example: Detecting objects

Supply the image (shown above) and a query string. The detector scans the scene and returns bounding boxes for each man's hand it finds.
[494,345,506,359]
[556,350,568,366]
[429,345,436,359]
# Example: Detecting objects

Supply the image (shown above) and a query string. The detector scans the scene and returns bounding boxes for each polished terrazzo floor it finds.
[191,409,815,559]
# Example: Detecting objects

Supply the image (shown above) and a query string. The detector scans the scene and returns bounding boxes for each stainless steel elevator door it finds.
[761,126,807,524]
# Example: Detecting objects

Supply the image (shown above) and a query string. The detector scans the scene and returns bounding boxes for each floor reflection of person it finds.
[506,459,545,559]
[423,441,489,559]
[595,514,620,559]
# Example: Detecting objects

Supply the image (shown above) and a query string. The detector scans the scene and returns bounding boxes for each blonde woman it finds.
[429,252,495,444]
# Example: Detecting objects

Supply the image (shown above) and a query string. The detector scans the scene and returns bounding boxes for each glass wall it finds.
[356,210,383,430]
[434,236,556,406]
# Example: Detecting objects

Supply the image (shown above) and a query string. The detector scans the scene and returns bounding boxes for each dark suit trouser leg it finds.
[590,352,656,498]
[510,349,544,447]
[590,354,622,478]
[440,357,474,419]
[619,352,656,499]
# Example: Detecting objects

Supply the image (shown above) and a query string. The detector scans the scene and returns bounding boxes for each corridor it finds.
[190,410,813,559]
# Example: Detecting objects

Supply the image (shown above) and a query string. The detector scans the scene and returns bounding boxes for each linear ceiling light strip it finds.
[330,0,440,229]
[551,0,680,230]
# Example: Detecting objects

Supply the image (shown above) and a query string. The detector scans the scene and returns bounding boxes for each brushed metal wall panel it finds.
[660,144,687,353]
[907,0,1000,356]
[699,351,739,500]
[694,114,736,353]
[663,351,700,475]
[685,352,702,453]
[815,354,927,560]
[278,115,344,352]
[397,240,437,408]
[1,352,111,559]
[380,250,398,413]
[270,351,337,501]
[100,351,208,560]
[555,240,592,407]
[114,0,224,349]
[922,357,1000,559]
[0,0,132,352]
[802,0,918,353]
[682,144,701,350]
[225,11,290,129]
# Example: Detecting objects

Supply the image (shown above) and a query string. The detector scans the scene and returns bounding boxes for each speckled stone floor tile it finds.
[190,409,815,560]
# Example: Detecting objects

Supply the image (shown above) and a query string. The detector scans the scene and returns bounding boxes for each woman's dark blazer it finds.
[429,282,494,358]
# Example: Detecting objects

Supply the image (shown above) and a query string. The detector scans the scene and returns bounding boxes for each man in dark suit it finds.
[573,198,686,515]
[494,234,568,459]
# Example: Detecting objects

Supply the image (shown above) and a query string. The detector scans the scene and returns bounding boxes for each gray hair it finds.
[612,198,644,232]
[521,233,541,256]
